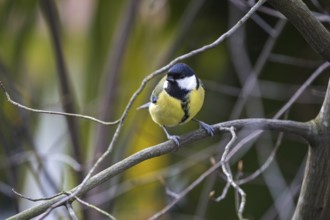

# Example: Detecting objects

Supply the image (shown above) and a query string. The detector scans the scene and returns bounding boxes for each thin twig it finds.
[219,127,246,220]
[274,62,330,118]
[12,188,116,220]
[0,81,120,125]
[230,19,287,119]
[12,188,64,202]
[212,181,231,202]
[238,132,284,185]
[158,177,180,200]
[73,196,117,220]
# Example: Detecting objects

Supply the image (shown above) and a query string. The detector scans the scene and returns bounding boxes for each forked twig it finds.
[218,127,246,220]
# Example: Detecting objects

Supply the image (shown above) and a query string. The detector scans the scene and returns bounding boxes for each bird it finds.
[139,63,214,145]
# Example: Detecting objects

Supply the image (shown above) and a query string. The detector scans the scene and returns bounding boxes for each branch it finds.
[292,76,330,220]
[238,132,284,185]
[219,127,246,220]
[8,118,312,220]
[268,0,330,61]
[0,81,120,125]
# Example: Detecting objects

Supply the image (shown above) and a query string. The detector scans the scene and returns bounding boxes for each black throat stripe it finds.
[165,82,189,101]
[180,97,190,124]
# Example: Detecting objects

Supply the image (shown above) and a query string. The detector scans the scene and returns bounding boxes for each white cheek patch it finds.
[163,80,169,89]
[177,75,197,90]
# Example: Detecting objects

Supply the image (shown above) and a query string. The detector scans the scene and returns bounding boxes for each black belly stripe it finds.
[180,98,190,124]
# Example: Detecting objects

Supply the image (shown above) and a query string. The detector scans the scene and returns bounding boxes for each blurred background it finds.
[0,0,329,219]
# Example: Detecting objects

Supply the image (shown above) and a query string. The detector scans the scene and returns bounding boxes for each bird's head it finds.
[164,63,198,91]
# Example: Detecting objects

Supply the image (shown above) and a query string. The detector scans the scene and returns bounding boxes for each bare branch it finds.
[268,0,330,61]
[0,81,120,125]
[12,188,63,202]
[274,62,330,118]
[7,118,311,220]
[212,182,231,202]
[12,188,116,220]
[238,132,284,185]
[72,196,116,220]
[218,127,246,220]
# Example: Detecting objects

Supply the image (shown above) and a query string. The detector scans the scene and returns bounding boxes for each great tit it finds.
[140,63,214,145]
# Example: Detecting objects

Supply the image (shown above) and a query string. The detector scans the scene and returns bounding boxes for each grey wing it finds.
[137,76,166,110]
[151,94,157,103]
[150,75,166,104]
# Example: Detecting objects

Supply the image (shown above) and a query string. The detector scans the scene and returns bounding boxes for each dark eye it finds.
[177,74,184,79]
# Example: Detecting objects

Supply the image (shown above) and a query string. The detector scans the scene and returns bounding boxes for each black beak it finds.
[166,75,175,83]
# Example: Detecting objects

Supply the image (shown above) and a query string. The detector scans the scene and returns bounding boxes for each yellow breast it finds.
[149,86,205,127]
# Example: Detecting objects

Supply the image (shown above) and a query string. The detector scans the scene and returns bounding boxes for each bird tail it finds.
[136,102,150,110]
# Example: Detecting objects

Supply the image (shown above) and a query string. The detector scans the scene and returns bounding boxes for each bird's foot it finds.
[194,119,215,136]
[167,134,180,146]
[162,126,180,147]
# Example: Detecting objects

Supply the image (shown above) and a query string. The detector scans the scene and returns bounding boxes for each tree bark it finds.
[267,0,330,219]
[268,0,330,61]
[292,79,330,220]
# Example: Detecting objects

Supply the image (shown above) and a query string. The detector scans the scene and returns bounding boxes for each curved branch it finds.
[8,118,312,220]
[268,0,330,61]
